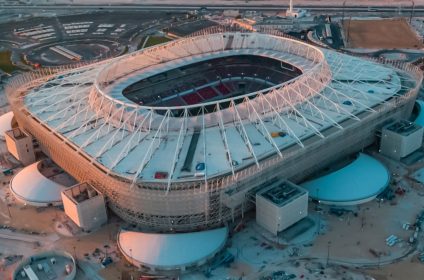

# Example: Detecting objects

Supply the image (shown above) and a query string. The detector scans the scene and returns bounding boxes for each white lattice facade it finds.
[5,31,422,231]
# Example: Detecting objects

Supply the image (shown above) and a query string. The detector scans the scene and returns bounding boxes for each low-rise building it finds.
[380,120,423,160]
[62,182,107,231]
[256,180,308,235]
[5,127,35,166]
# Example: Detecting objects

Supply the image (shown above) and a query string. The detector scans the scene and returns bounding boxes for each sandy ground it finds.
[365,258,424,280]
[310,191,420,263]
[342,18,424,49]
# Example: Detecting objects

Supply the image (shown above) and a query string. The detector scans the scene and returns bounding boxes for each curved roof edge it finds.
[118,227,228,270]
[0,111,13,140]
[414,100,424,127]
[10,161,68,206]
[301,153,390,205]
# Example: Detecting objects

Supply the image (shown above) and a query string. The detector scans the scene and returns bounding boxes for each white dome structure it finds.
[10,161,69,206]
[414,99,424,127]
[118,227,228,272]
[0,111,14,140]
[301,153,390,205]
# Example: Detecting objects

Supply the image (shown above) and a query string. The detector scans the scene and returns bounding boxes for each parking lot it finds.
[0,10,187,67]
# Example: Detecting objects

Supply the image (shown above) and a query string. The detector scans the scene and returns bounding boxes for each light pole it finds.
[410,0,415,24]
[326,241,331,267]
[104,244,109,259]
[342,0,346,23]
[347,16,352,45]
[129,248,134,271]
[316,188,321,236]
[6,203,11,218]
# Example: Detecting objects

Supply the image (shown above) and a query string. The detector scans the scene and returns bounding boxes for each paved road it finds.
[0,229,60,244]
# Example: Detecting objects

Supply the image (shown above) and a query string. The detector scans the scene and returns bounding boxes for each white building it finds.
[61,182,107,231]
[380,120,423,160]
[5,128,35,166]
[256,180,308,236]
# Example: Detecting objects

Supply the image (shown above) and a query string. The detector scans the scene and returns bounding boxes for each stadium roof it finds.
[301,153,390,205]
[19,31,417,190]
[118,227,228,270]
[10,161,68,206]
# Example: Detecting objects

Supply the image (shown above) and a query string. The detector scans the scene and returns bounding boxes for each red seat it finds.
[182,93,203,105]
[216,84,231,95]
[197,87,218,100]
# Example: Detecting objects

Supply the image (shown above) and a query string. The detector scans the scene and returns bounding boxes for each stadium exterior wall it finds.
[5,61,422,232]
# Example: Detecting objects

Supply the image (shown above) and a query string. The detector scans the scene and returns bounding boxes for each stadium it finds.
[5,30,422,232]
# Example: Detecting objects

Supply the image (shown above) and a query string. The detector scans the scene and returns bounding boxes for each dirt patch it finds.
[365,258,424,280]
[342,18,423,49]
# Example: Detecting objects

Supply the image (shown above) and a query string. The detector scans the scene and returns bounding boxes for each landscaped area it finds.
[0,51,19,74]
[143,36,172,48]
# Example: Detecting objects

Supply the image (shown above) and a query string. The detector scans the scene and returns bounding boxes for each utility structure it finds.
[286,0,306,18]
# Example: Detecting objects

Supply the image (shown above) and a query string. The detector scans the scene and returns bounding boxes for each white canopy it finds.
[0,111,13,140]
[10,161,68,205]
[415,100,424,127]
[118,227,228,269]
[301,153,389,205]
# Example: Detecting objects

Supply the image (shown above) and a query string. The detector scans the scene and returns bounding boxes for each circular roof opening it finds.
[122,55,302,109]
[89,32,329,128]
